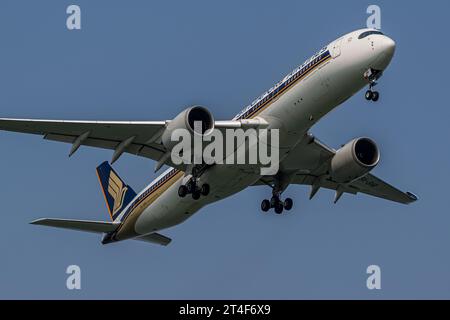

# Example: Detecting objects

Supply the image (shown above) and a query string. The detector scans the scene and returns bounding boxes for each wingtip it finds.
[30,218,46,225]
[406,192,418,203]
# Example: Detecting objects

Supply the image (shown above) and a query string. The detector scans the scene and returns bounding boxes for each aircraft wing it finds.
[255,133,418,204]
[0,117,268,170]
[280,172,418,204]
[0,117,171,163]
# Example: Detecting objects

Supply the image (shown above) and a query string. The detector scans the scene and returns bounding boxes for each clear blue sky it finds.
[0,0,448,299]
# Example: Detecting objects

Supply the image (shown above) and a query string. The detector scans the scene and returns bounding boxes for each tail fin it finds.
[96,161,137,221]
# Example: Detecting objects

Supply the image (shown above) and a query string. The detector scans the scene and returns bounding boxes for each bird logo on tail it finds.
[107,170,128,215]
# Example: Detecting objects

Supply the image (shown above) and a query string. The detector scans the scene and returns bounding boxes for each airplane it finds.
[0,28,417,246]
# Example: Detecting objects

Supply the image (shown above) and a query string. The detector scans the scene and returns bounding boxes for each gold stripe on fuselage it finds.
[243,53,331,119]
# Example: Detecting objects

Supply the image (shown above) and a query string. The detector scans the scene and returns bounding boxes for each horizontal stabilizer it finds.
[30,218,119,234]
[134,233,172,246]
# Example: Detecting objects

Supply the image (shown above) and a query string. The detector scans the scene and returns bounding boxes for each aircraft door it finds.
[330,38,342,58]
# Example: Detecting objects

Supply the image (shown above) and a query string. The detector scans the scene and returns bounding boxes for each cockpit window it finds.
[358,30,384,39]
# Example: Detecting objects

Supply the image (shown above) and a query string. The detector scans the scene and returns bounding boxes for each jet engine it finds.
[330,137,380,183]
[161,105,215,150]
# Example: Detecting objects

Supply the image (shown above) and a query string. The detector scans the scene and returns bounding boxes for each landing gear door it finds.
[330,38,342,58]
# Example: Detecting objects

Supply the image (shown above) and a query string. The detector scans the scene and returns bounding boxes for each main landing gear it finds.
[260,173,294,214]
[178,182,209,200]
[178,165,210,200]
[261,196,293,214]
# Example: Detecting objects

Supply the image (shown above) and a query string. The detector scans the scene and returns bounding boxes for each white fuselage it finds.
[114,28,396,241]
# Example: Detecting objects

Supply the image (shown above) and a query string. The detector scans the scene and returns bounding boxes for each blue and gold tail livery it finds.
[96,161,137,221]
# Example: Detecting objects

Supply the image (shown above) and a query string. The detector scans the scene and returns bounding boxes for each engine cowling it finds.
[330,137,380,183]
[161,105,215,150]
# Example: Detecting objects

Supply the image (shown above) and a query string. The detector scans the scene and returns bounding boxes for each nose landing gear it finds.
[365,89,379,102]
[364,68,382,102]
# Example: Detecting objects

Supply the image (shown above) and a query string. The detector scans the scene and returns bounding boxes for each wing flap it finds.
[30,218,119,233]
[351,174,418,204]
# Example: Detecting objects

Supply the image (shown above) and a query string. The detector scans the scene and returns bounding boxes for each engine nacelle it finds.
[330,137,380,183]
[161,105,215,150]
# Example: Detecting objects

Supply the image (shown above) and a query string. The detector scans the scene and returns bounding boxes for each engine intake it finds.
[161,105,215,150]
[330,137,380,183]
[186,106,214,135]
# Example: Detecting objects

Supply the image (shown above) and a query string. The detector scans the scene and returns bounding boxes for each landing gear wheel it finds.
[192,190,201,200]
[284,198,293,211]
[274,203,284,214]
[200,184,210,196]
[261,199,270,212]
[178,185,188,198]
[365,90,373,101]
[371,91,379,102]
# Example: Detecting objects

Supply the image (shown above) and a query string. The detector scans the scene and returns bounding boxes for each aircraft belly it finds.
[133,165,260,236]
[134,179,196,235]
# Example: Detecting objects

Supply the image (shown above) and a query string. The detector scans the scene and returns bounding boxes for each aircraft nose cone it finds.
[382,36,396,57]
[371,36,396,70]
